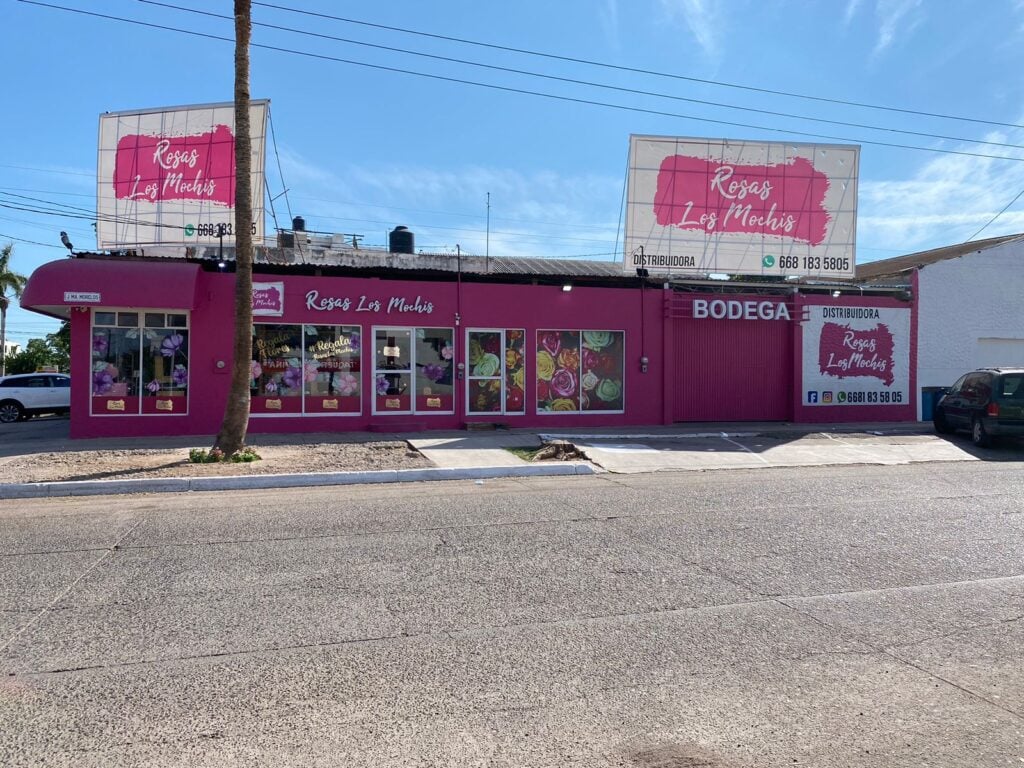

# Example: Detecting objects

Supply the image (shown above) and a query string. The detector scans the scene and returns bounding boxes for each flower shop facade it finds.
[21,254,916,439]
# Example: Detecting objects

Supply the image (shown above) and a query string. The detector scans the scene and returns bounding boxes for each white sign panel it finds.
[63,292,101,303]
[625,135,858,279]
[97,100,269,250]
[802,305,910,406]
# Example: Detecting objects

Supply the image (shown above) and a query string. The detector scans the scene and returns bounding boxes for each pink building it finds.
[20,247,915,439]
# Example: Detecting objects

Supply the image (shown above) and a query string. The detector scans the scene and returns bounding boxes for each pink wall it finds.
[48,260,916,438]
[792,294,916,423]
[69,270,666,438]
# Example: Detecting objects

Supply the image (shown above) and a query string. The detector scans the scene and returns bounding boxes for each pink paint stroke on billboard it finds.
[112,125,235,206]
[653,155,832,246]
[818,322,895,386]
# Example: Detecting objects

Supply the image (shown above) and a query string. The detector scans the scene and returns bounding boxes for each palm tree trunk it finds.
[213,0,254,456]
[0,302,7,377]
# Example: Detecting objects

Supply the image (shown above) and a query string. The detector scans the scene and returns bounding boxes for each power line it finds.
[141,0,1024,153]
[965,188,1024,242]
[0,232,64,249]
[19,1,1024,164]
[249,0,1024,132]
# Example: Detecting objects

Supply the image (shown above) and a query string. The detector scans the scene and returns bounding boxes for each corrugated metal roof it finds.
[856,233,1024,281]
[147,243,629,279]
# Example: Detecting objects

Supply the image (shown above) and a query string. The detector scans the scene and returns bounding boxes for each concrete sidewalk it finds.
[0,420,944,499]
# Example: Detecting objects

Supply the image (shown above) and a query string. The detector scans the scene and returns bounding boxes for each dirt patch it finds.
[0,441,430,484]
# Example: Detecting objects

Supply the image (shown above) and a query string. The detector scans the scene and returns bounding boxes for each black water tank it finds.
[389,226,414,254]
[292,215,306,232]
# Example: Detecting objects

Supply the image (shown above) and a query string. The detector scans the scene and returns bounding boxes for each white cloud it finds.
[657,0,719,59]
[872,0,924,57]
[277,160,623,260]
[843,0,864,26]
[859,125,1024,254]
[598,0,621,51]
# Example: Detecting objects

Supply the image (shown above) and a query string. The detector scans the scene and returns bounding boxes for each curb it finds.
[0,462,598,499]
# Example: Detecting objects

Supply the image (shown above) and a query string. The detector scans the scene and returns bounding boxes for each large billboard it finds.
[625,136,858,279]
[802,305,910,407]
[97,101,269,250]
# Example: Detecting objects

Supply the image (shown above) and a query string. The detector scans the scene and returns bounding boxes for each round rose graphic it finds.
[550,368,577,398]
[536,350,555,381]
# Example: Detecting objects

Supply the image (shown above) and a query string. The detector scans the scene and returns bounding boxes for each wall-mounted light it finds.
[59,231,74,256]
[561,283,573,292]
[832,290,841,298]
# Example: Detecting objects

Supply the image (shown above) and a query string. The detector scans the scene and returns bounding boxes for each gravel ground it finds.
[0,441,431,484]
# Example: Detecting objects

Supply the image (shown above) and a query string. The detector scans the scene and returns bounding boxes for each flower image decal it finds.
[504,330,526,413]
[440,343,453,360]
[349,332,361,354]
[146,379,160,394]
[539,331,561,358]
[375,374,389,396]
[265,381,278,395]
[160,333,184,357]
[303,361,319,383]
[250,360,262,381]
[472,353,500,378]
[536,351,555,381]
[550,368,577,398]
[582,331,613,350]
[537,330,580,411]
[172,365,188,388]
[337,372,358,396]
[92,334,108,356]
[537,330,624,412]
[282,366,302,391]
[421,362,447,383]
[93,368,114,396]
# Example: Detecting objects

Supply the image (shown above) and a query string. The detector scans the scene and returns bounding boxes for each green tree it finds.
[5,338,61,375]
[0,243,28,377]
[47,320,71,371]
[212,0,254,457]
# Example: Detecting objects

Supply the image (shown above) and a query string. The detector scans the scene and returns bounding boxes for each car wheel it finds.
[0,401,24,424]
[971,416,992,448]
[933,408,955,435]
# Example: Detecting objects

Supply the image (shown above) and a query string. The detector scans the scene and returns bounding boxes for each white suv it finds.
[0,373,71,423]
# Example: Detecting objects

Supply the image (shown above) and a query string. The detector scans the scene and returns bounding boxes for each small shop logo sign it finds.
[252,282,284,316]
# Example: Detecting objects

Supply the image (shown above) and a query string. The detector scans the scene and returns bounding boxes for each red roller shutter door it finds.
[673,314,792,422]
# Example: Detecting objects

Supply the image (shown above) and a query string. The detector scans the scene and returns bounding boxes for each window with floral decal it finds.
[91,311,189,415]
[373,327,454,414]
[251,325,304,413]
[303,325,361,413]
[467,329,525,414]
[536,329,624,414]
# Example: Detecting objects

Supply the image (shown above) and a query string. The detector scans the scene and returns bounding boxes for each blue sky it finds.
[3,0,1024,345]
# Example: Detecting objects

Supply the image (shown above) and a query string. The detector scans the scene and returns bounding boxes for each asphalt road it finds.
[1,462,1023,767]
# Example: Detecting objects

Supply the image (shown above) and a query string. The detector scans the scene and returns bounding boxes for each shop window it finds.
[304,325,361,414]
[141,327,189,414]
[467,329,525,415]
[251,324,304,414]
[373,327,454,414]
[536,329,624,414]
[91,310,189,415]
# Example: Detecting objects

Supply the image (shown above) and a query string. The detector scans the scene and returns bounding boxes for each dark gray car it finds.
[933,367,1024,447]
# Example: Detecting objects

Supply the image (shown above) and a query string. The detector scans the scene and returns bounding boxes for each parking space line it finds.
[720,434,771,464]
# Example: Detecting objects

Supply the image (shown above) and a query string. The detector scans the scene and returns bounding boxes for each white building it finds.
[2,340,19,357]
[858,233,1024,419]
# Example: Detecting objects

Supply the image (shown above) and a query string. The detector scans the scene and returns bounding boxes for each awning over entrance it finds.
[20,258,202,319]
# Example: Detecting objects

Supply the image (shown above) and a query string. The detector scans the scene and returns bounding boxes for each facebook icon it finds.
[807,391,819,404]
